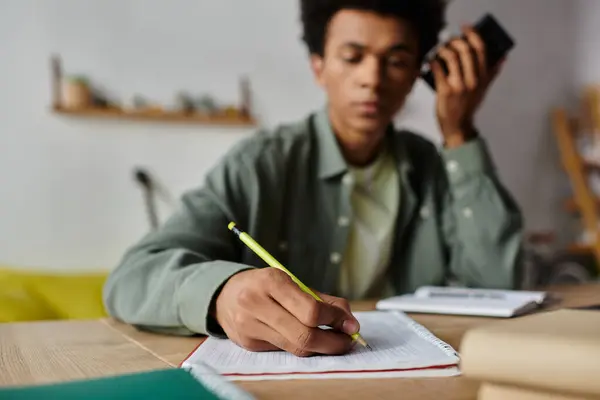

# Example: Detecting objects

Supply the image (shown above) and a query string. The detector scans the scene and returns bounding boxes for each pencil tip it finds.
[354,335,372,350]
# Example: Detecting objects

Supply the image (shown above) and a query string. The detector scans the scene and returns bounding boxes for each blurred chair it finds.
[552,85,600,277]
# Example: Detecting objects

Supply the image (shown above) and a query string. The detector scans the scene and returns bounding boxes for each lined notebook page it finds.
[183,311,458,377]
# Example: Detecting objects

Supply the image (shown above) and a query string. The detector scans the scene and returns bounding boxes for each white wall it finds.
[0,0,323,270]
[0,0,580,271]
[575,0,600,86]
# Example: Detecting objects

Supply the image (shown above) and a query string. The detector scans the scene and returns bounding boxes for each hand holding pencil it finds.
[212,222,370,357]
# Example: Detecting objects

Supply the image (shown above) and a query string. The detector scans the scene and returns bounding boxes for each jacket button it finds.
[338,216,350,227]
[330,252,342,264]
[446,160,459,173]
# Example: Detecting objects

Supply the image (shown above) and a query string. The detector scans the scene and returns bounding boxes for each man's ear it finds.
[310,54,326,87]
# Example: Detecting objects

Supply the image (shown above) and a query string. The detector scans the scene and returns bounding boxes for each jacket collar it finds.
[313,107,348,180]
[313,106,413,180]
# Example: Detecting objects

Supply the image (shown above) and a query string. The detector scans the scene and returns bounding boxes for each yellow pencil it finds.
[227,222,371,350]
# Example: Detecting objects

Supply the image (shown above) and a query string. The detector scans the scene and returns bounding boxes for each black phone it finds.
[421,13,515,90]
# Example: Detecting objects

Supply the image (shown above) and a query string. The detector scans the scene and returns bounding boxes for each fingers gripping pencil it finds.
[228,222,371,350]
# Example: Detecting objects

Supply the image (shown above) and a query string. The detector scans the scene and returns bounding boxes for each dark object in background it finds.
[175,92,196,114]
[421,13,515,90]
[91,87,118,109]
[51,55,62,109]
[134,168,159,230]
[522,231,597,289]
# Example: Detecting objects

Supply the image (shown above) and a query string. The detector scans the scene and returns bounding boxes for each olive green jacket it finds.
[103,107,524,336]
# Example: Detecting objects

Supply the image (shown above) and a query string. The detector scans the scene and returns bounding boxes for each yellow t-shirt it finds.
[338,149,400,300]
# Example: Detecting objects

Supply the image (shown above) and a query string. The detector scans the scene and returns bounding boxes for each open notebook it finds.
[181,311,460,381]
[376,286,549,318]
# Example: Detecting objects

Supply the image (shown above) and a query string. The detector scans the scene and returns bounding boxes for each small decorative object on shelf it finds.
[239,76,252,119]
[131,94,150,110]
[223,105,240,119]
[130,95,163,114]
[48,55,257,127]
[194,94,218,115]
[51,55,62,109]
[91,90,110,109]
[91,86,120,110]
[62,75,92,109]
[174,91,195,114]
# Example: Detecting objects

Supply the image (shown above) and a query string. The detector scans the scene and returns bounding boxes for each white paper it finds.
[415,286,547,304]
[377,295,539,318]
[377,285,547,318]
[182,311,459,381]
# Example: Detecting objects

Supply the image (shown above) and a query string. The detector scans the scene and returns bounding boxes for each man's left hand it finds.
[432,25,505,148]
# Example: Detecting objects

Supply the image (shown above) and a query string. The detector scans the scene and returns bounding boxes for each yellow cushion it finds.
[0,266,109,322]
[0,274,58,322]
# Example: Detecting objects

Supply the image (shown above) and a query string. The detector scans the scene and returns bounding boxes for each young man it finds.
[104,0,523,357]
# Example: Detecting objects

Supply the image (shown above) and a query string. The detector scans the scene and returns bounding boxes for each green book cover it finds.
[0,368,230,400]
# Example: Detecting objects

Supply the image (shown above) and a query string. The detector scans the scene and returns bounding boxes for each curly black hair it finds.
[300,0,448,62]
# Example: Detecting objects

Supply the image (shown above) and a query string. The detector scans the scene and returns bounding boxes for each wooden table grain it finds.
[1,284,598,399]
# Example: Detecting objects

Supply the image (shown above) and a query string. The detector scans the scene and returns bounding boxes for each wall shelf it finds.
[50,55,257,128]
[51,106,257,127]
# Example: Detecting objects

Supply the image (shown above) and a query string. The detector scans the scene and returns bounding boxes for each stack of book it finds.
[459,309,600,400]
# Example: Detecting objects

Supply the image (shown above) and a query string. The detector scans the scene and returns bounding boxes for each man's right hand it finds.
[214,268,360,357]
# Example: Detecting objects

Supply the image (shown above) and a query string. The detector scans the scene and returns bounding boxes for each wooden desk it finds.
[1,284,599,399]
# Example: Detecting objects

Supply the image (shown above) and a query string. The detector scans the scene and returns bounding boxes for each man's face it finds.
[311,9,421,135]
